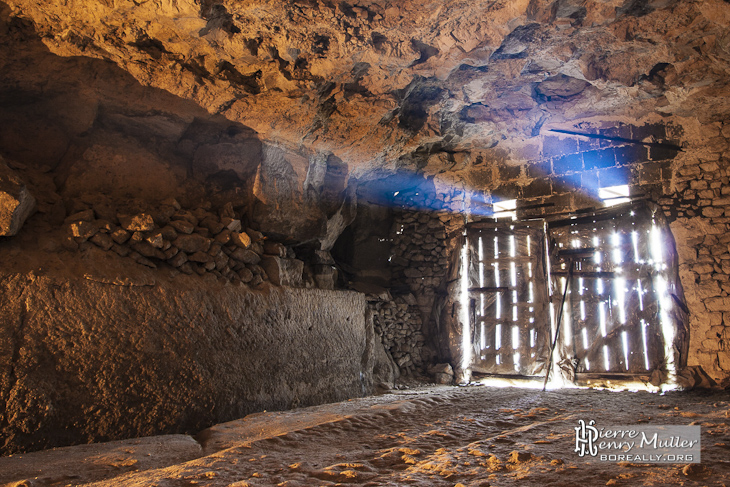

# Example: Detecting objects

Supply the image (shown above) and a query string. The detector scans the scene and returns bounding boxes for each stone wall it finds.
[62,197,325,289]
[371,295,427,376]
[0,271,371,455]
[348,189,464,378]
[661,122,730,382]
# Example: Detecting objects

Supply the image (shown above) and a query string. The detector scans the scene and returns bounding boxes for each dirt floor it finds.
[1,381,729,486]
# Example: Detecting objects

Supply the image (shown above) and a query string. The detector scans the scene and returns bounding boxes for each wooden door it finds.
[467,221,550,376]
[547,202,671,375]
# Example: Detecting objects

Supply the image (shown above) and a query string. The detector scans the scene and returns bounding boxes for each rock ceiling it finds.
[4,0,730,177]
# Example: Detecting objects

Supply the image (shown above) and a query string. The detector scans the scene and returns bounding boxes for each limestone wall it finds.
[0,272,371,454]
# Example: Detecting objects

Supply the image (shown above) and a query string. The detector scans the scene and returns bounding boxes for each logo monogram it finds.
[575,419,599,457]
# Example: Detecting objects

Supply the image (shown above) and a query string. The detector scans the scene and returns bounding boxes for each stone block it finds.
[705,296,730,312]
[649,145,680,161]
[173,234,211,253]
[703,207,725,218]
[261,256,304,287]
[583,148,616,170]
[524,159,551,178]
[614,144,648,166]
[550,174,581,193]
[497,163,521,181]
[313,265,337,290]
[719,351,730,371]
[597,166,630,187]
[696,280,721,299]
[522,179,552,198]
[231,248,261,265]
[490,184,520,201]
[118,213,155,232]
[631,123,666,141]
[552,152,583,175]
[231,231,252,249]
[264,241,287,257]
[0,162,35,236]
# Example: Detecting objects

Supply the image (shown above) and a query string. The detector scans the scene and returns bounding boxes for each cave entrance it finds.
[465,201,686,387]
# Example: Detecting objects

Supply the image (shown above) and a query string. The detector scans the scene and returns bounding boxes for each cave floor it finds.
[1,384,730,486]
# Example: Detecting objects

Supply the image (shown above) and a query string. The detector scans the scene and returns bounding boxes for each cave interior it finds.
[1,0,730,484]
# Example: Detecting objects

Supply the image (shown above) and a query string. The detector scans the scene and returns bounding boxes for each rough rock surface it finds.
[5,0,730,169]
[0,160,35,236]
[0,267,371,454]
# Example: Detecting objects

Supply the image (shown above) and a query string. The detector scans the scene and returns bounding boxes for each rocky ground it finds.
[1,383,729,486]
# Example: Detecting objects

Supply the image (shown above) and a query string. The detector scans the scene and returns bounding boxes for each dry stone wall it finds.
[371,296,427,376]
[61,197,341,290]
[362,189,465,379]
[661,121,730,383]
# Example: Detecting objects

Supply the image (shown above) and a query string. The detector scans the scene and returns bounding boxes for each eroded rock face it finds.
[0,271,371,455]
[0,160,35,236]
[4,0,730,170]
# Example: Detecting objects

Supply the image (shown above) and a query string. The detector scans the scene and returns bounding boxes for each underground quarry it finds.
[1,0,730,485]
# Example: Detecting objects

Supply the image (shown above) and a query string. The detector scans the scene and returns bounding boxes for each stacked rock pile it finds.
[388,210,450,294]
[371,296,427,376]
[64,198,303,286]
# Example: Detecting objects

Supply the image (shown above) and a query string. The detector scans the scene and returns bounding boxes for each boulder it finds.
[118,213,155,232]
[263,241,287,257]
[313,250,335,265]
[188,251,212,263]
[69,221,98,240]
[168,251,188,267]
[0,162,36,236]
[313,265,337,290]
[90,232,114,251]
[173,234,211,254]
[261,256,304,287]
[64,209,95,223]
[237,267,254,283]
[111,228,131,244]
[428,362,454,384]
[230,231,251,249]
[221,217,241,232]
[200,216,224,234]
[230,248,261,265]
[169,219,195,235]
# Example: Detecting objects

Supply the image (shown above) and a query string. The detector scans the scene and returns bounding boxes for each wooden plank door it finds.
[467,221,550,376]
